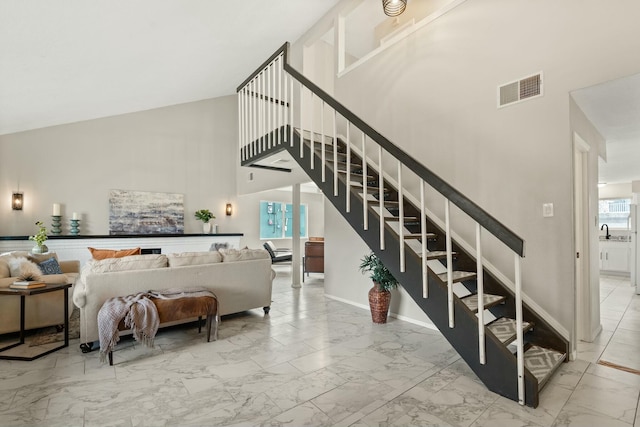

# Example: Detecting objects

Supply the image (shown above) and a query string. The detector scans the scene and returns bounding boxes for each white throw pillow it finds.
[167,251,222,267]
[7,256,43,281]
[219,248,270,262]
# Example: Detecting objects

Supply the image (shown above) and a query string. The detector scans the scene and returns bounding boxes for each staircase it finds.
[236,42,568,408]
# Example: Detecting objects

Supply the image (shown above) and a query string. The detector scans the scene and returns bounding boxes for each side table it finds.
[0,283,71,361]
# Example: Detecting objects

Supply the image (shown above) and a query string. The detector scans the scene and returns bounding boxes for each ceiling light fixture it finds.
[382,0,407,17]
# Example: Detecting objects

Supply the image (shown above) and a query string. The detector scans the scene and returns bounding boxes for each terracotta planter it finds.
[368,282,391,324]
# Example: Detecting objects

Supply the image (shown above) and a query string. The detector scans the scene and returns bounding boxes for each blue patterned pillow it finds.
[38,257,63,275]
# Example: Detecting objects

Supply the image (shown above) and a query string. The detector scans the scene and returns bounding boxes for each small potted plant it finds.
[359,252,399,324]
[195,209,215,234]
[29,221,49,254]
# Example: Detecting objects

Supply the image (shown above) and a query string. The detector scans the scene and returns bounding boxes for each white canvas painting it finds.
[109,189,184,235]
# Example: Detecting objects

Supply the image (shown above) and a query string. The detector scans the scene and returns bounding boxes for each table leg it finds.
[64,287,69,347]
[19,295,26,344]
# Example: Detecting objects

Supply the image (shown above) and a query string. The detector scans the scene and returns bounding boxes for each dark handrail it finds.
[237,42,525,257]
[237,43,288,92]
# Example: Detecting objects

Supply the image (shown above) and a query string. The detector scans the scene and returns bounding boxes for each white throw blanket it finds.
[98,292,159,363]
[97,287,217,363]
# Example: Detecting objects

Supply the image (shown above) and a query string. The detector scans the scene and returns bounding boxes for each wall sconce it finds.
[382,0,407,17]
[12,192,23,210]
[225,203,233,216]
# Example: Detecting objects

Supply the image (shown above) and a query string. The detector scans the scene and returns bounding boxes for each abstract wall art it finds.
[109,189,184,235]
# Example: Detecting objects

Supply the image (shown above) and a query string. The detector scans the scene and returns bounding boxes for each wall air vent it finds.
[498,72,543,108]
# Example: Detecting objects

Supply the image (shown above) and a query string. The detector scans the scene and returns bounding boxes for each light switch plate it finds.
[543,203,554,217]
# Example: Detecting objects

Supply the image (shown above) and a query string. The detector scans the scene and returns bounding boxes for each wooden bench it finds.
[108,294,218,366]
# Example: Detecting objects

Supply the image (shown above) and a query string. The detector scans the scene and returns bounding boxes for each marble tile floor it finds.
[0,267,638,427]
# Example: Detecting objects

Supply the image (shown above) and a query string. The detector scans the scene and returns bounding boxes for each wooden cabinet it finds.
[304,240,324,280]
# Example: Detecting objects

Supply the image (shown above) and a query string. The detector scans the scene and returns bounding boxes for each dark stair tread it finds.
[419,250,457,260]
[487,317,533,345]
[524,345,566,389]
[460,293,505,312]
[404,233,437,240]
[384,216,420,222]
[368,200,401,207]
[436,270,477,283]
[337,170,375,180]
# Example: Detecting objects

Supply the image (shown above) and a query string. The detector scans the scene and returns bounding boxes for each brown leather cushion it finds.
[88,247,141,260]
[117,296,217,330]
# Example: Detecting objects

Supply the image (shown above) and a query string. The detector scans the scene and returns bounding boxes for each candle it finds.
[53,203,60,216]
[72,212,79,220]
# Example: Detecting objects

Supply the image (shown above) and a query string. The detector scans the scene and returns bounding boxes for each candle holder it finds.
[51,215,62,235]
[70,219,80,236]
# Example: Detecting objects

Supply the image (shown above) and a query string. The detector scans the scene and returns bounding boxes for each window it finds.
[259,201,307,239]
[599,198,631,230]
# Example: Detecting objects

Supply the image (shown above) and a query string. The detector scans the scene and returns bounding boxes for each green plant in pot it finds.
[195,209,215,234]
[359,252,399,324]
[29,221,49,254]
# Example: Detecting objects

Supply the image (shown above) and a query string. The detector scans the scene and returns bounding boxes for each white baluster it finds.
[379,145,385,251]
[277,56,282,145]
[420,180,428,298]
[446,199,454,328]
[321,101,325,182]
[283,68,287,144]
[515,254,525,405]
[238,90,242,161]
[398,161,405,272]
[258,72,263,153]
[251,78,256,157]
[299,82,304,158]
[289,77,294,147]
[267,64,271,149]
[310,92,314,169]
[476,223,485,365]
[333,110,338,196]
[362,133,368,230]
[346,122,351,213]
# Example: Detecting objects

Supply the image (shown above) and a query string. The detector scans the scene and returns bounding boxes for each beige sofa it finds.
[0,252,80,335]
[72,249,275,348]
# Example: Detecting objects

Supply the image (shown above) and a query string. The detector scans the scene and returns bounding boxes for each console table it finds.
[0,283,71,361]
[0,234,243,266]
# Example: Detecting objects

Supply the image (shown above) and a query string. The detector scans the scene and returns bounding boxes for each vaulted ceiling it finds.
[0,0,342,136]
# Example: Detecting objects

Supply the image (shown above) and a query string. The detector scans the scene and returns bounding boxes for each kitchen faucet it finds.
[601,223,611,239]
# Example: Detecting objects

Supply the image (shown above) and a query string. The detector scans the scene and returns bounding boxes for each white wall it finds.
[292,0,640,333]
[599,183,632,200]
[324,199,434,326]
[1,96,238,236]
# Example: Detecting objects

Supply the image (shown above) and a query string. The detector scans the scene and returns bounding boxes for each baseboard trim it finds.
[324,294,439,331]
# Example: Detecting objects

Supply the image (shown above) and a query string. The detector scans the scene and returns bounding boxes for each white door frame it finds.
[573,132,592,350]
